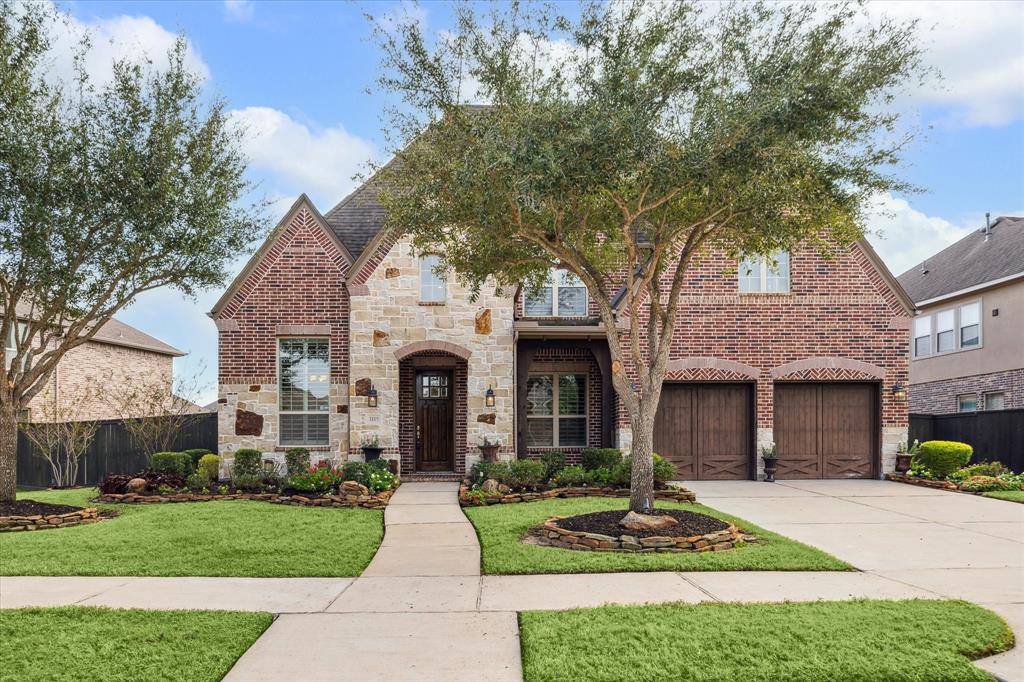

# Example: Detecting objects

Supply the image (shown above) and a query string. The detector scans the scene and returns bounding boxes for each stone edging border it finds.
[885,473,1021,498]
[528,516,745,553]
[459,483,696,507]
[0,508,101,532]
[94,482,395,510]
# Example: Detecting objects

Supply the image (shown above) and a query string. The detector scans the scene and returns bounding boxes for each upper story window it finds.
[912,300,982,360]
[4,321,26,371]
[739,251,790,293]
[279,338,330,445]
[524,269,588,317]
[419,255,447,303]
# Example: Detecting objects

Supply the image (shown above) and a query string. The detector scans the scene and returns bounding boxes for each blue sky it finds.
[54,1,1024,403]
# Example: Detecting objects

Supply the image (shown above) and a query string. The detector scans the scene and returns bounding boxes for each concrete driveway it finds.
[681,478,1024,680]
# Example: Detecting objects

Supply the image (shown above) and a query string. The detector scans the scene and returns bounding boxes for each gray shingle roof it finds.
[897,216,1024,303]
[14,301,183,356]
[323,180,388,258]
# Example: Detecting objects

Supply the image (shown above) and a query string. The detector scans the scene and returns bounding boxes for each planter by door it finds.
[362,446,383,462]
[478,445,500,462]
[895,454,912,473]
[763,457,779,483]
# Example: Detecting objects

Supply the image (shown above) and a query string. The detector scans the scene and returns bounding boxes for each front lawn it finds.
[983,490,1024,503]
[1,488,383,577]
[464,498,850,574]
[519,599,1014,682]
[0,606,271,682]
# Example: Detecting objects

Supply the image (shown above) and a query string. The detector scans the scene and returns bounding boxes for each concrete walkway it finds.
[2,479,1021,680]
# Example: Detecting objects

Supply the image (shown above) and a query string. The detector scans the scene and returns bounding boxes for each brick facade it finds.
[524,346,605,464]
[909,368,1023,414]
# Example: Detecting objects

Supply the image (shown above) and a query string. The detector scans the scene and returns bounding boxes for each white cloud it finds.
[865,193,979,276]
[223,0,254,24]
[42,6,209,87]
[228,107,378,207]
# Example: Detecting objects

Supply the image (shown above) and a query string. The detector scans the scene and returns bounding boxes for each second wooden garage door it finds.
[653,384,753,480]
[774,383,877,479]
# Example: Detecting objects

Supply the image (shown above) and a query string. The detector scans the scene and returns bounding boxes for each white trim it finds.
[738,251,790,294]
[277,337,331,447]
[911,298,983,361]
[525,371,588,448]
[916,271,1024,307]
[523,269,589,318]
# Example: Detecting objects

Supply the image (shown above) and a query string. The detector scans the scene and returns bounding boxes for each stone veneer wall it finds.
[348,236,516,474]
[909,368,1023,414]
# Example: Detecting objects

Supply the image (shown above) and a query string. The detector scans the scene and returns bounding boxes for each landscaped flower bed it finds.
[887,439,1023,498]
[528,509,747,553]
[0,500,103,532]
[93,481,395,509]
[460,448,693,506]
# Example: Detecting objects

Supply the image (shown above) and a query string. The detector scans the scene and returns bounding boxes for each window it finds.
[984,392,1006,411]
[419,255,447,303]
[279,339,330,445]
[526,373,587,447]
[935,310,955,353]
[738,251,790,293]
[524,269,588,316]
[913,316,932,357]
[959,302,980,347]
[957,394,977,413]
[4,322,26,371]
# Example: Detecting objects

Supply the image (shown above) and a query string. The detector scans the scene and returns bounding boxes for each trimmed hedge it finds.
[285,448,310,476]
[198,454,221,481]
[232,449,262,477]
[183,448,213,467]
[150,451,193,476]
[916,440,973,479]
[581,448,622,471]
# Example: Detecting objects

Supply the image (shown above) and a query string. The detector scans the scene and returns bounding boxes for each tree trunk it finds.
[628,410,656,513]
[0,400,18,502]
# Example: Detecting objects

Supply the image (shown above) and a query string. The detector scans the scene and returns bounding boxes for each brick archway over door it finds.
[398,351,468,475]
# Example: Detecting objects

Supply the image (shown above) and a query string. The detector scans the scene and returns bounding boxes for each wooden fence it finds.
[17,412,218,489]
[910,409,1024,473]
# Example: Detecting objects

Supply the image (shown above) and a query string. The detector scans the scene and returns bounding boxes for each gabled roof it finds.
[897,216,1024,304]
[209,194,353,317]
[13,301,182,356]
[323,181,388,259]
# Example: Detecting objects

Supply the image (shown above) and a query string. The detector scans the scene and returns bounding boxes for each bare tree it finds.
[109,367,208,458]
[19,383,102,488]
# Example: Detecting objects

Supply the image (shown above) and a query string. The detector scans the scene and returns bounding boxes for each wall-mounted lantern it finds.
[485,385,495,408]
[891,383,907,401]
[367,386,378,408]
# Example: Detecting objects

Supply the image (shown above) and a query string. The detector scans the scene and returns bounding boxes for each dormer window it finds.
[524,269,587,317]
[739,251,790,293]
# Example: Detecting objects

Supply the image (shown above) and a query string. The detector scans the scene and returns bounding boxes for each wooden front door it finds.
[774,383,877,479]
[653,383,753,480]
[415,370,454,471]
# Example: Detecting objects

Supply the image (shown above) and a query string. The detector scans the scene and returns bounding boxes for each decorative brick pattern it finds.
[772,357,885,380]
[909,368,1023,414]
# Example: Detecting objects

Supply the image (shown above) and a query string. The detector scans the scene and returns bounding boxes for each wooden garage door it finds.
[774,383,877,479]
[653,384,753,480]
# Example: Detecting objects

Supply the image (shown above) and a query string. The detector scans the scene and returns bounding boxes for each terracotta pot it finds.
[763,457,779,483]
[895,454,913,473]
[478,445,500,462]
[362,446,383,462]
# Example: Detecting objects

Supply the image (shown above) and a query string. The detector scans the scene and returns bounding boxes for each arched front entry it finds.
[396,347,469,475]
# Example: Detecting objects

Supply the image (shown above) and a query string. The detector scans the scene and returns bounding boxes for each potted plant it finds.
[478,436,501,462]
[360,435,383,462]
[761,442,779,483]
[895,439,915,474]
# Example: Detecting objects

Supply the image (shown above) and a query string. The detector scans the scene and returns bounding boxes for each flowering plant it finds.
[760,442,778,459]
[288,461,343,493]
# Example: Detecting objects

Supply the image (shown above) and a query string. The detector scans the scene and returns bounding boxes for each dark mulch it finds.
[552,509,730,539]
[0,500,84,517]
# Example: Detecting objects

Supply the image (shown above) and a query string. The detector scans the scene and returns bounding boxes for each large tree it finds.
[0,3,263,501]
[368,0,927,512]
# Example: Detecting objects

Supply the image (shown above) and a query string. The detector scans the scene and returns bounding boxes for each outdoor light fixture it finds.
[485,385,495,407]
[891,383,907,400]
[367,386,378,408]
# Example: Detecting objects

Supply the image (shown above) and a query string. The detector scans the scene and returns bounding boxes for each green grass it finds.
[520,600,1014,682]
[983,490,1024,503]
[2,488,383,576]
[0,606,271,682]
[464,497,850,574]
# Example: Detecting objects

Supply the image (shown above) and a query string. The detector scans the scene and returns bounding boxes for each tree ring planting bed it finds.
[0,500,105,532]
[528,509,748,553]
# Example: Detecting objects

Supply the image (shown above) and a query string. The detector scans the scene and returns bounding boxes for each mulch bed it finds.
[0,500,85,517]
[552,509,730,539]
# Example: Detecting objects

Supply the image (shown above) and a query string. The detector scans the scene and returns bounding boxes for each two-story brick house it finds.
[211,179,913,481]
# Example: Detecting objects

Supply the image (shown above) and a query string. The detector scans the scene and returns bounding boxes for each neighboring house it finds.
[897,216,1024,415]
[211,182,912,481]
[5,310,184,422]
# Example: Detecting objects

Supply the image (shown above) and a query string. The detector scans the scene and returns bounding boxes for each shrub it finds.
[288,461,342,494]
[183,448,213,467]
[468,460,512,488]
[285,448,310,476]
[581,448,621,471]
[367,457,391,471]
[552,465,588,486]
[101,471,187,493]
[150,451,192,476]
[949,461,1007,482]
[653,453,677,484]
[588,467,614,486]
[508,459,546,489]
[916,440,973,479]
[341,461,368,485]
[958,475,1020,493]
[99,473,133,494]
[231,472,264,492]
[540,450,566,481]
[366,467,398,492]
[198,454,221,481]
[607,454,677,487]
[232,449,262,477]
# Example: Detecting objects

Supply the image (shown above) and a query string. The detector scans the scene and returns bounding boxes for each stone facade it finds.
[909,368,1023,414]
[348,235,516,474]
[26,340,174,423]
